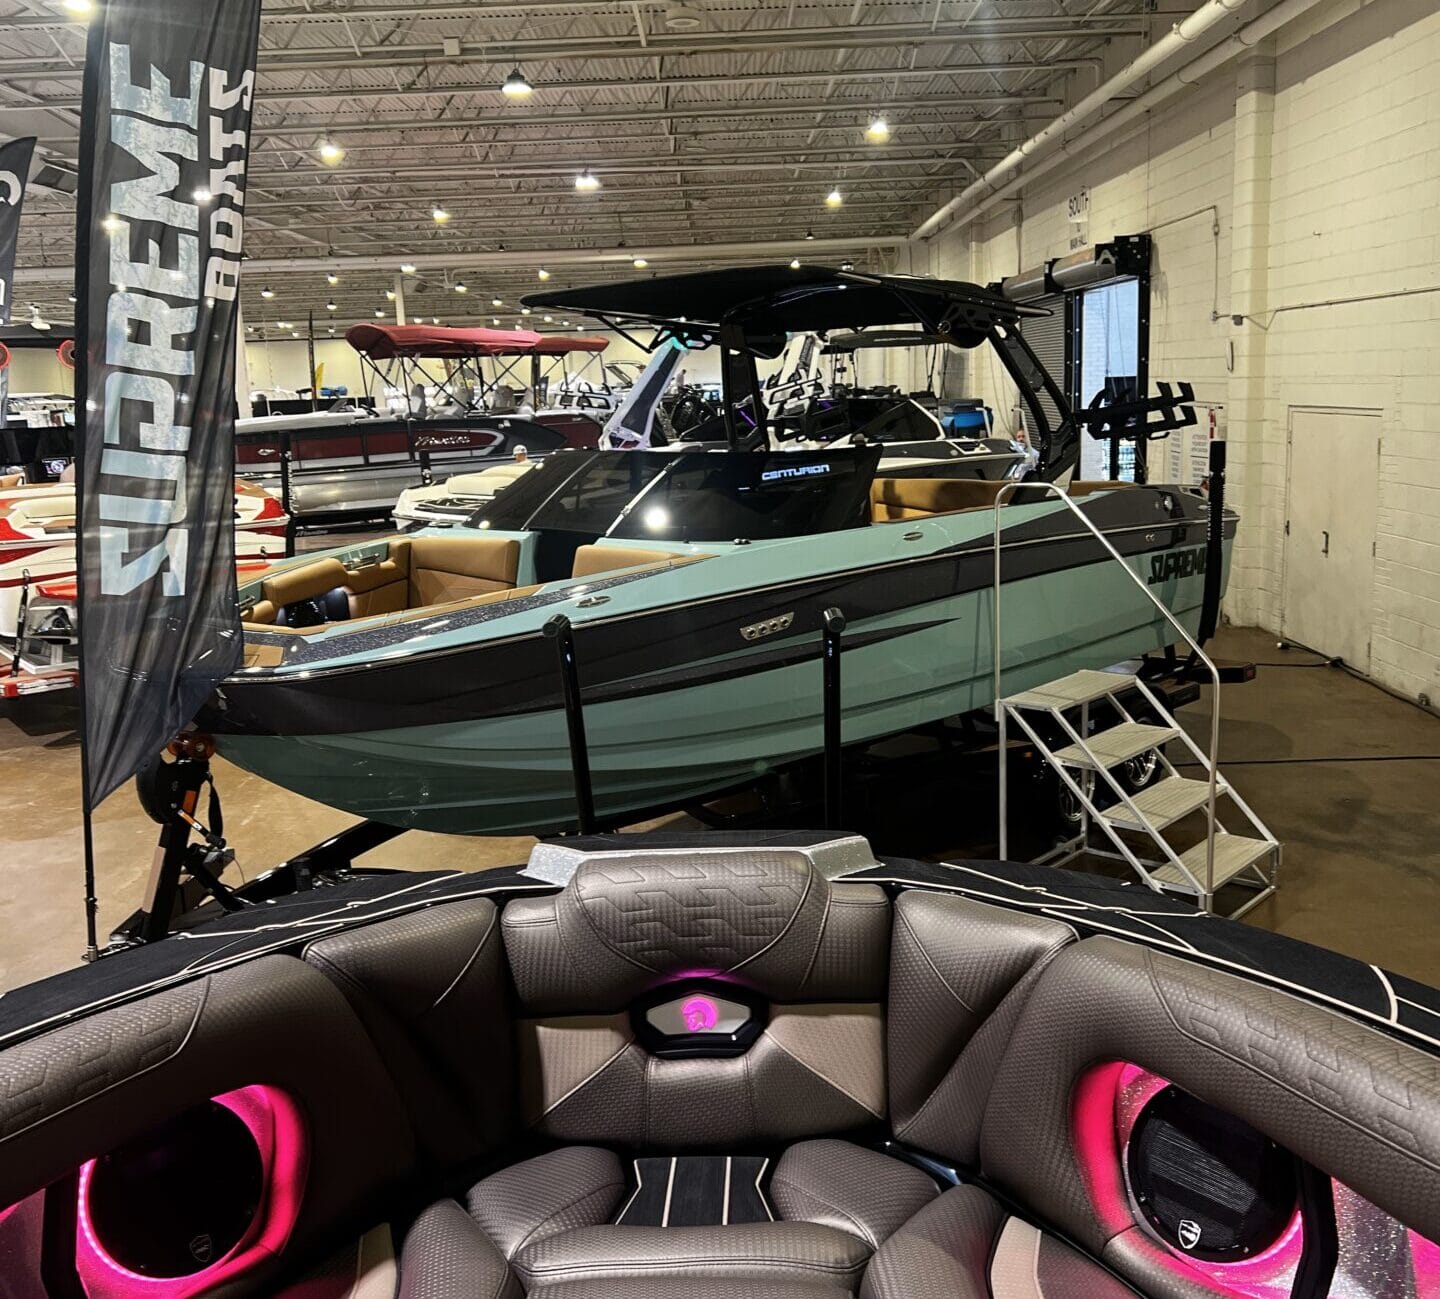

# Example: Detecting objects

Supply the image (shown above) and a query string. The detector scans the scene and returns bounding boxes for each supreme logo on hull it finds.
[1148,547,1207,585]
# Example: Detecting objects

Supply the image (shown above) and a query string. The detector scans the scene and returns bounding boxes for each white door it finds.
[1281,407,1381,671]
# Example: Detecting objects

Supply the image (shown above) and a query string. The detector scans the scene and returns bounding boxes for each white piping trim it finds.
[661,1157,678,1227]
[722,1156,733,1227]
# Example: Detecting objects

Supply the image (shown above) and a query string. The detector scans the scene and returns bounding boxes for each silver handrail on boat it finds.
[991,482,1221,899]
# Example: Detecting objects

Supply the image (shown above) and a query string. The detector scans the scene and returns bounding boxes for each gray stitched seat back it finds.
[981,936,1440,1293]
[501,849,890,1148]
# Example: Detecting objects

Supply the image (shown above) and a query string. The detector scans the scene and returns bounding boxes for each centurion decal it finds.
[75,0,262,808]
[761,462,831,482]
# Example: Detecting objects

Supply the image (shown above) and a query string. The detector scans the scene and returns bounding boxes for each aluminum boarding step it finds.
[999,667,1279,918]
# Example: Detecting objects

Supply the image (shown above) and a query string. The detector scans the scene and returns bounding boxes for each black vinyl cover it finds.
[0,135,36,433]
[74,0,261,807]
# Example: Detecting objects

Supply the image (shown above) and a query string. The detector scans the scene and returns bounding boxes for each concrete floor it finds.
[1,624,1437,992]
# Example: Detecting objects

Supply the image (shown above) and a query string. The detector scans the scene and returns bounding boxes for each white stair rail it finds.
[992,481,1221,895]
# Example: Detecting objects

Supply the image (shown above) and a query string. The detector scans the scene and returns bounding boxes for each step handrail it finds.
[992,482,1221,898]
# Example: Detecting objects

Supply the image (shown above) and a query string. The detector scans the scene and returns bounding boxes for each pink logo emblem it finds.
[681,996,719,1032]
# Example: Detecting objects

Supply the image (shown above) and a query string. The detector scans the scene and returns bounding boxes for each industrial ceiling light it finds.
[400,262,417,274]
[840,259,855,272]
[804,229,815,241]
[632,257,648,268]
[67,293,77,303]
[491,316,500,325]
[865,116,890,143]
[61,0,93,15]
[521,307,532,315]
[318,140,346,165]
[432,205,451,224]
[260,286,274,299]
[501,67,533,97]
[536,268,551,281]
[453,280,468,293]
[789,258,801,269]
[574,170,600,192]
[326,271,340,286]
[432,316,440,324]
[276,320,293,329]
[328,327,336,335]
[663,1,705,30]
[491,297,503,306]
[326,300,337,311]
[825,188,843,208]
[385,289,397,301]
[543,315,553,323]
[561,319,571,326]
[374,308,385,317]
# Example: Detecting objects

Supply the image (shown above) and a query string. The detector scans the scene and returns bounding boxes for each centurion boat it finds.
[205,266,1218,835]
[1,829,1437,1298]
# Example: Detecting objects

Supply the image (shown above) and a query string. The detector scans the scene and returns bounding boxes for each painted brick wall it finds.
[919,0,1440,703]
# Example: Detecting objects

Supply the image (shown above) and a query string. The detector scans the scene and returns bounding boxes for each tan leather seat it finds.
[571,544,685,580]
[870,477,1009,522]
[408,536,521,605]
[1068,479,1130,498]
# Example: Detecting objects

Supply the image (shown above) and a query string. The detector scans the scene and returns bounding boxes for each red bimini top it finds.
[345,323,545,360]
[532,334,610,355]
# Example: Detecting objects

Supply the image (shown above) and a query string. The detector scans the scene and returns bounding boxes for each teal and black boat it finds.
[207,266,1224,834]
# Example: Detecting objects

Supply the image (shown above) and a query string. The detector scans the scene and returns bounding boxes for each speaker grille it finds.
[1127,1085,1297,1262]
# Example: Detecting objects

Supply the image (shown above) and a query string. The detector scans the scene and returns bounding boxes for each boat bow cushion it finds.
[501,848,890,1147]
[571,544,689,579]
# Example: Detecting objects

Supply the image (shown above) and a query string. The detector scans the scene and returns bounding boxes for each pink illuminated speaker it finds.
[84,1100,265,1278]
[1127,1086,1299,1263]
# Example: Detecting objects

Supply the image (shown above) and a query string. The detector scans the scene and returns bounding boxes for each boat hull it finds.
[216,537,1228,835]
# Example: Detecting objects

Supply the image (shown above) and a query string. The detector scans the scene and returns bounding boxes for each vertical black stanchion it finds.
[1197,438,1227,645]
[544,614,597,834]
[821,606,846,829]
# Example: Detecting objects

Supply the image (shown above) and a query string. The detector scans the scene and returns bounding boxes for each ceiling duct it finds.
[30,161,78,197]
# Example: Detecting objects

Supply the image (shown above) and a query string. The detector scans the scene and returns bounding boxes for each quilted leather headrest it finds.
[502,850,888,1014]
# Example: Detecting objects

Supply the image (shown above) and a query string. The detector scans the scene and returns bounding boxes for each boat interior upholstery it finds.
[869,476,1130,522]
[2,842,1437,1298]
[241,538,701,633]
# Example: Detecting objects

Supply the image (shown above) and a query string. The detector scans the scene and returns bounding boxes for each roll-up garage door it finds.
[1017,291,1067,436]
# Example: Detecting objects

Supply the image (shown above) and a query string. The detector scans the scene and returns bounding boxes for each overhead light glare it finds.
[62,0,94,13]
[804,229,815,241]
[632,257,648,268]
[100,214,122,233]
[521,307,532,315]
[326,300,337,311]
[385,289,397,301]
[536,268,551,281]
[192,188,212,206]
[432,205,451,224]
[453,281,468,293]
[865,117,890,142]
[400,262,417,274]
[840,259,855,272]
[825,188,843,208]
[326,272,340,286]
[318,140,346,165]
[374,308,385,317]
[260,286,275,299]
[574,170,600,192]
[789,258,801,269]
[502,67,533,97]
[491,297,503,307]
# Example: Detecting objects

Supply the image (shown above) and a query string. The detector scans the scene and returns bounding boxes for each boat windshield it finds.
[467,448,880,541]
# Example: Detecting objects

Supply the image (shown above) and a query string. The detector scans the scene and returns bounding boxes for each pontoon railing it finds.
[991,481,1221,896]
